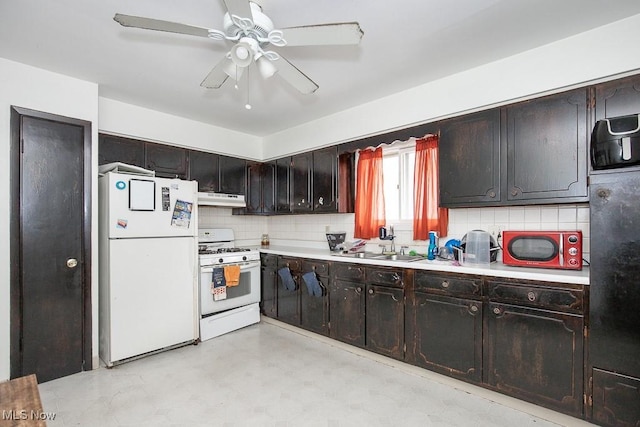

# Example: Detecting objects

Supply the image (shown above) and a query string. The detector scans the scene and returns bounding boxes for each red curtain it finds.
[354,147,386,239]
[413,135,448,240]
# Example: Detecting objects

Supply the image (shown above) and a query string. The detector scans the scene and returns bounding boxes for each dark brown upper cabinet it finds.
[245,161,275,214]
[218,155,246,195]
[594,73,640,121]
[312,146,338,212]
[439,88,589,207]
[188,150,219,192]
[145,143,188,179]
[98,134,145,167]
[504,88,588,203]
[439,109,501,207]
[291,152,313,213]
[275,157,291,214]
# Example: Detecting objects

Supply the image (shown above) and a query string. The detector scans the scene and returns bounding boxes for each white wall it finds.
[99,98,262,160]
[262,13,640,159]
[0,58,99,381]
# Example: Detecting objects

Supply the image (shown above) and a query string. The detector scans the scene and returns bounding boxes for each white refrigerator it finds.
[98,172,198,366]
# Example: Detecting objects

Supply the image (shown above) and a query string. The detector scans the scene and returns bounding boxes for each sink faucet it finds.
[379,225,395,253]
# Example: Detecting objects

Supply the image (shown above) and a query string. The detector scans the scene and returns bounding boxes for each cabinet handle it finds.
[392,273,400,282]
[356,286,362,295]
[493,307,501,315]
[368,289,374,295]
[470,305,478,313]
[527,291,536,302]
[511,188,519,197]
[488,191,496,198]
[441,280,449,288]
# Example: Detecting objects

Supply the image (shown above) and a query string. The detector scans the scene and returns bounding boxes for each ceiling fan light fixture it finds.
[230,37,258,67]
[256,55,277,79]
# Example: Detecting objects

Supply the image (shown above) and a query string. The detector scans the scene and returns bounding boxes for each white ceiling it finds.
[2,0,640,137]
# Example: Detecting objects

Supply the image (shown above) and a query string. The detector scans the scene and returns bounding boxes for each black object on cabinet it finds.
[589,169,640,426]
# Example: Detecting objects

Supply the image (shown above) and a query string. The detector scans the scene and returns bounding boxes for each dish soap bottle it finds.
[427,231,438,260]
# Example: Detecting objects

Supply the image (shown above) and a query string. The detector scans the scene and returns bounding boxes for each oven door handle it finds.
[200,261,260,273]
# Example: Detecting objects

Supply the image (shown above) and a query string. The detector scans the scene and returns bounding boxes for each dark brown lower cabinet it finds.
[485,302,584,417]
[329,278,365,347]
[592,368,640,427]
[276,257,301,326]
[299,260,329,336]
[260,254,277,318]
[365,284,404,360]
[410,292,482,383]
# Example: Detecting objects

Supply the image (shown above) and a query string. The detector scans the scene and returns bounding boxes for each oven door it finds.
[199,260,261,316]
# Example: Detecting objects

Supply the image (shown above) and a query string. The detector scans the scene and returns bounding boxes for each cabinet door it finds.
[291,152,313,213]
[485,302,584,417]
[329,279,365,347]
[98,134,145,167]
[276,258,300,326]
[595,74,640,120]
[365,284,404,360]
[592,368,640,427]
[313,146,337,212]
[299,274,329,336]
[189,150,219,192]
[245,162,263,213]
[219,155,246,194]
[275,157,291,213]
[410,292,482,383]
[439,109,501,207]
[504,88,588,203]
[262,161,276,214]
[260,255,278,318]
[145,143,188,179]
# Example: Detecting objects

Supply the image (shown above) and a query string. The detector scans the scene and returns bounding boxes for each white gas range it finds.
[198,228,261,341]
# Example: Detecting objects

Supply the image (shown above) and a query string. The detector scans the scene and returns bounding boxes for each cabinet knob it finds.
[470,305,478,313]
[441,280,450,288]
[527,291,536,302]
[493,307,501,315]
[488,191,496,198]
[368,289,374,295]
[511,188,519,197]
[356,286,362,295]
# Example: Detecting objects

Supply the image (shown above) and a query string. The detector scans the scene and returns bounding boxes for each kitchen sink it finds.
[331,252,426,262]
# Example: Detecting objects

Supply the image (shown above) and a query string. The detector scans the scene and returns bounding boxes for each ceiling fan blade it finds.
[280,22,363,47]
[222,0,254,22]
[114,13,211,38]
[271,56,319,94]
[200,57,232,89]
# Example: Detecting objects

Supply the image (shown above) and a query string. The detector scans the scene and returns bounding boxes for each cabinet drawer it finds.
[366,267,404,288]
[278,257,302,273]
[332,262,365,282]
[486,280,584,313]
[414,271,481,297]
[301,259,329,277]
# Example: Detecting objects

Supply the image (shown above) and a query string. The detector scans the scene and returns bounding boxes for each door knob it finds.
[66,258,78,268]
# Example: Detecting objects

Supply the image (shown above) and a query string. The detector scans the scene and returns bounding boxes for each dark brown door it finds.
[10,107,91,383]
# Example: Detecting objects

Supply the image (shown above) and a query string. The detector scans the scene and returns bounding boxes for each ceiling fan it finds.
[114,0,364,96]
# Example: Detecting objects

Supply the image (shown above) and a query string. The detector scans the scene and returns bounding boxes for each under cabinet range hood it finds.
[197,192,246,207]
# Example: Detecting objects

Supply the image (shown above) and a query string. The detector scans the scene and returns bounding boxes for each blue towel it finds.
[302,271,323,297]
[278,267,296,291]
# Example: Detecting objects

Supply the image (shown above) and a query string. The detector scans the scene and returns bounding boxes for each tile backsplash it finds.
[198,203,590,262]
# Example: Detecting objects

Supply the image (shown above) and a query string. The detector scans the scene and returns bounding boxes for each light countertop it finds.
[259,245,589,286]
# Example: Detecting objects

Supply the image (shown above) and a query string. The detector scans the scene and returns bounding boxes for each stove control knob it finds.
[243,256,247,261]
[219,258,224,264]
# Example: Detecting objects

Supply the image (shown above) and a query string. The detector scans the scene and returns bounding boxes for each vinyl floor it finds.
[38,319,595,426]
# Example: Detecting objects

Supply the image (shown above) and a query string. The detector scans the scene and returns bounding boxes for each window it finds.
[382,141,415,221]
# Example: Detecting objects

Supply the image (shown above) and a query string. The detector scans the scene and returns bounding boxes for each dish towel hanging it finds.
[302,271,323,297]
[278,267,296,291]
[224,265,241,287]
[211,267,227,301]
